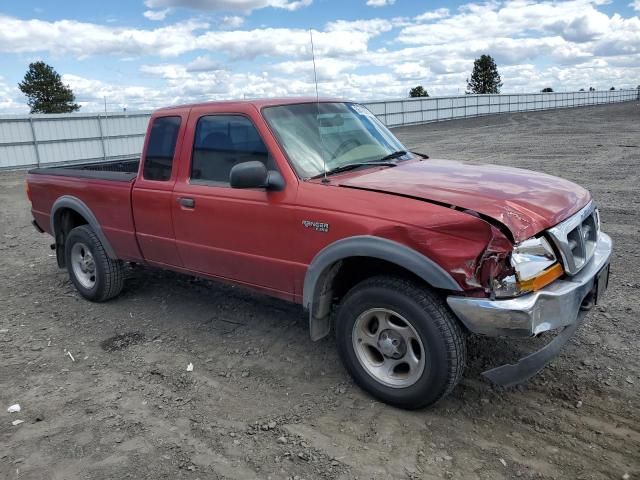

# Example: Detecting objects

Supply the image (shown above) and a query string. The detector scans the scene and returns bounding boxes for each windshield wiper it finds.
[311,161,398,179]
[378,150,408,162]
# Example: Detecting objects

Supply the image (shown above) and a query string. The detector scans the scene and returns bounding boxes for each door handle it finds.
[178,197,195,208]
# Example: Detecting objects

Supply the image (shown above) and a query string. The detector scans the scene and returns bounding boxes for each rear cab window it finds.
[143,116,182,181]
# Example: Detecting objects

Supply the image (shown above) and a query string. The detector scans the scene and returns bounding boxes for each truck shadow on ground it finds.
[115,264,558,400]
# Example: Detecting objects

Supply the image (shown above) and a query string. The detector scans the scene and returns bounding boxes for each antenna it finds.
[309,29,328,183]
[310,29,320,102]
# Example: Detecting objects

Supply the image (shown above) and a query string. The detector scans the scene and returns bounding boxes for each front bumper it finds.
[447,232,612,338]
[446,232,612,388]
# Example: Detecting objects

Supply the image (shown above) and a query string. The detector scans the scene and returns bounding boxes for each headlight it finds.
[492,236,564,298]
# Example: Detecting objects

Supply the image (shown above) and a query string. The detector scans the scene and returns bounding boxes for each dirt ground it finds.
[1,101,639,480]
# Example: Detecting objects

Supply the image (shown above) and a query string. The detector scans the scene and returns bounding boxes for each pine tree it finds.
[18,62,80,114]
[466,55,503,94]
[409,86,429,97]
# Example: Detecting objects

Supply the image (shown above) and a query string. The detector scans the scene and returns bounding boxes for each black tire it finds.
[65,225,124,302]
[335,276,466,409]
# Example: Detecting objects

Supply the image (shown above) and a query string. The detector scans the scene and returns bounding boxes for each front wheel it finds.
[65,225,124,302]
[335,276,466,409]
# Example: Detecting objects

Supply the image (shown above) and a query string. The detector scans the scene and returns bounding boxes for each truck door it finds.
[132,114,186,267]
[171,106,297,299]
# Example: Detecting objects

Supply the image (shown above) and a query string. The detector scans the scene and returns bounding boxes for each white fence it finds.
[1,89,638,170]
[364,89,639,127]
[0,112,151,169]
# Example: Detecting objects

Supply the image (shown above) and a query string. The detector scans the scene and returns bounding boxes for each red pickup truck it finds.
[26,98,612,408]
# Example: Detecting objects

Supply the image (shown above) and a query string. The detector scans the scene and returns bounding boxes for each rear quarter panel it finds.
[27,173,142,261]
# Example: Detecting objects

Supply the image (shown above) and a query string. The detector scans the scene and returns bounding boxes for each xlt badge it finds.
[302,220,329,233]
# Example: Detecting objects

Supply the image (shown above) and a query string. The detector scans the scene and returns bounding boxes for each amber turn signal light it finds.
[519,262,564,292]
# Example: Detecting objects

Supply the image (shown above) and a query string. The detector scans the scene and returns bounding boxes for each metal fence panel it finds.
[361,89,638,129]
[0,111,151,169]
[102,115,149,137]
[105,136,145,158]
[33,117,100,141]
[1,90,637,169]
[0,119,33,144]
[38,139,104,164]
[1,144,38,168]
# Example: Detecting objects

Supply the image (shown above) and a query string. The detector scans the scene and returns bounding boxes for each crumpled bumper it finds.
[446,232,612,387]
[447,233,612,337]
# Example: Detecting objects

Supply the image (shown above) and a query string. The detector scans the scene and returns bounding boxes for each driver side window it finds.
[191,115,274,185]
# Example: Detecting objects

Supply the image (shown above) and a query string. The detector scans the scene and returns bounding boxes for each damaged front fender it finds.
[415,216,514,295]
[474,225,514,296]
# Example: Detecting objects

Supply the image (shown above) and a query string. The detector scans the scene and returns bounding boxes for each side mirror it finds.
[229,161,284,191]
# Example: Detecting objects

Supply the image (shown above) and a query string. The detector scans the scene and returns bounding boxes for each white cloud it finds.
[62,74,167,111]
[221,15,245,27]
[547,10,610,42]
[194,28,374,59]
[325,18,395,34]
[0,76,25,114]
[394,62,431,81]
[395,0,640,71]
[39,50,640,113]
[0,16,375,61]
[0,16,208,57]
[140,64,191,79]
[143,8,171,20]
[186,55,222,71]
[630,0,640,12]
[592,15,640,56]
[144,0,311,12]
[414,8,450,21]
[399,0,621,45]
[366,0,396,7]
[273,58,358,80]
[1,0,640,113]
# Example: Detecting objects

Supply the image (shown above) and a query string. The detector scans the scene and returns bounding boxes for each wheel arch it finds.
[50,196,117,267]
[303,236,462,341]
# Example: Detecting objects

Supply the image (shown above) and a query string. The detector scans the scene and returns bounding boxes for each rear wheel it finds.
[65,225,124,302]
[335,276,466,409]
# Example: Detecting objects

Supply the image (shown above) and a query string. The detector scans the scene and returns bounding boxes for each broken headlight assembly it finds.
[492,236,564,298]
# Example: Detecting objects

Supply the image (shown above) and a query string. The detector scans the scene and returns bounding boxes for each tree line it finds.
[409,54,638,98]
[14,59,640,114]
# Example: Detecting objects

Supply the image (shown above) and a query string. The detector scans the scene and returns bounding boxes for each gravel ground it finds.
[1,101,639,480]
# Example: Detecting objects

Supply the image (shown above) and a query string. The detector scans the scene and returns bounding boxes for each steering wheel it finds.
[333,139,362,159]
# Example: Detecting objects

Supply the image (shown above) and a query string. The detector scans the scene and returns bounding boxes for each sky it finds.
[0,0,639,113]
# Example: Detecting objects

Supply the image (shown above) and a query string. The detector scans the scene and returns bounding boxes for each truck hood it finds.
[338,159,591,242]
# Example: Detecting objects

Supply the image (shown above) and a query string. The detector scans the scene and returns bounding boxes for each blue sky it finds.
[0,0,639,113]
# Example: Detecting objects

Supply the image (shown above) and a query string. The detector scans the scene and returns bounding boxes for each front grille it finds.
[547,202,599,275]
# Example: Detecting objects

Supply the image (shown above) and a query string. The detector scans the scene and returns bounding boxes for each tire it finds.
[335,276,466,409]
[65,225,124,302]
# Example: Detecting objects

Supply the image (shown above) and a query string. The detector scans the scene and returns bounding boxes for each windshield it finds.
[262,102,413,179]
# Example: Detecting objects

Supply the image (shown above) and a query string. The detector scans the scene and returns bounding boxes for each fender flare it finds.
[303,235,462,340]
[50,195,117,259]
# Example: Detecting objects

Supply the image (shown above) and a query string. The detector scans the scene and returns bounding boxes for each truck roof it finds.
[155,96,345,113]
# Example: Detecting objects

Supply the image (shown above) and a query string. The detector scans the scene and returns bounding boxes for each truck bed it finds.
[27,158,143,262]
[29,158,139,182]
